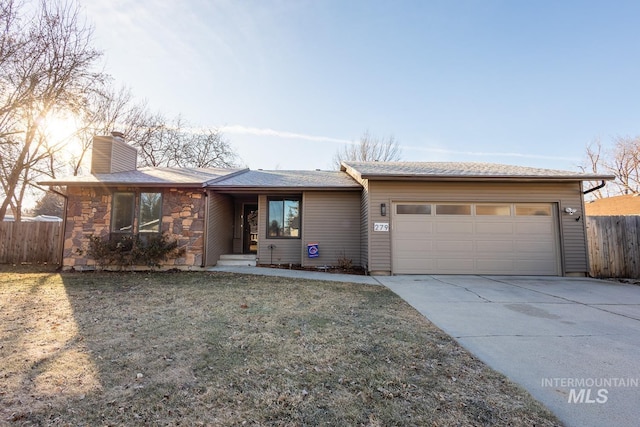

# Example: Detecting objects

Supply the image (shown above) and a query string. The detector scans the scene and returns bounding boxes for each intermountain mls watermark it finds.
[541,377,640,404]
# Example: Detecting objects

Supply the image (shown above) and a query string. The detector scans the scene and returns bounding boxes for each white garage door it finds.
[392,203,559,275]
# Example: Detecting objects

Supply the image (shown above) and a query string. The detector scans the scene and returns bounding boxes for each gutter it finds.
[358,174,612,182]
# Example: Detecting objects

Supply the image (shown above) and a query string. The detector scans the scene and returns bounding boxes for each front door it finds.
[243,204,258,254]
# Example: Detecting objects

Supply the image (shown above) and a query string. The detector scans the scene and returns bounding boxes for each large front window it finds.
[111,191,162,235]
[268,198,300,238]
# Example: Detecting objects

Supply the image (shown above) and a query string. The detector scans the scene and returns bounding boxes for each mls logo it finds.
[568,388,608,404]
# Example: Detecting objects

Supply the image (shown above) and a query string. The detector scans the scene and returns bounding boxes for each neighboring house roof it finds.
[38,167,249,187]
[585,194,640,216]
[341,161,614,182]
[208,170,361,191]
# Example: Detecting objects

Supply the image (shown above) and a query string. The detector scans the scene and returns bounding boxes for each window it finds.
[111,192,135,233]
[111,191,163,235]
[435,204,471,215]
[397,204,431,215]
[476,205,511,216]
[139,192,162,233]
[268,198,300,238]
[515,204,551,216]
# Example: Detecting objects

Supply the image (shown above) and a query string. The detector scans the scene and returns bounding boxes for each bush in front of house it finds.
[87,233,185,270]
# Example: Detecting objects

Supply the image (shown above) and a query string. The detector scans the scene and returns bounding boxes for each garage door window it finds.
[476,205,511,216]
[436,204,471,215]
[397,204,431,215]
[515,204,551,216]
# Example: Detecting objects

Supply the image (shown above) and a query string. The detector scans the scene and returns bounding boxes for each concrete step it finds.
[217,254,257,267]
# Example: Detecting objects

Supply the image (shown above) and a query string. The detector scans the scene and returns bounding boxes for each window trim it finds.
[267,197,301,239]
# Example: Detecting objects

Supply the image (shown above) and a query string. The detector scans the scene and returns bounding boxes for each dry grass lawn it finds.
[0,266,562,426]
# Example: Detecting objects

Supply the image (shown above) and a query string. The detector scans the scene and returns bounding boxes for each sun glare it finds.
[40,111,84,160]
[41,111,78,147]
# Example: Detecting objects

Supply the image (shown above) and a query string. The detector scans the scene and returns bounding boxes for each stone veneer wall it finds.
[63,186,206,270]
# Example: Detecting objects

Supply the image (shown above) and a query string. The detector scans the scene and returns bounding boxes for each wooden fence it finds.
[586,216,640,278]
[0,221,62,264]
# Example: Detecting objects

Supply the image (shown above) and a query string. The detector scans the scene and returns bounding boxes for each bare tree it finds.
[131,117,238,169]
[333,131,401,169]
[0,0,103,220]
[182,128,238,168]
[49,82,239,176]
[609,136,640,195]
[581,136,640,197]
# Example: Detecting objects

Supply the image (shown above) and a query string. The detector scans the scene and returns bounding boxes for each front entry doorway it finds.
[243,204,258,254]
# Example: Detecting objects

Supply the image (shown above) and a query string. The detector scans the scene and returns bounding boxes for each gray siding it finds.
[256,195,301,265]
[360,180,370,270]
[90,136,112,174]
[110,138,137,172]
[367,180,587,275]
[206,192,234,265]
[91,136,137,174]
[300,191,361,267]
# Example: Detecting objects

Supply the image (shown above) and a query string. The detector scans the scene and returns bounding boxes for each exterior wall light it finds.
[381,203,387,216]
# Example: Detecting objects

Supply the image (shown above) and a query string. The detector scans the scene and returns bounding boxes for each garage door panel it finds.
[475,222,514,234]
[436,258,475,272]
[392,202,559,275]
[476,240,514,252]
[395,239,433,251]
[396,220,433,233]
[436,240,473,251]
[477,259,514,273]
[436,222,473,233]
[515,259,557,275]
[515,240,555,253]
[395,258,436,272]
[515,222,554,234]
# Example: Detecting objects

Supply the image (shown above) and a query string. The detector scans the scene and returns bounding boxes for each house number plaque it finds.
[373,222,389,232]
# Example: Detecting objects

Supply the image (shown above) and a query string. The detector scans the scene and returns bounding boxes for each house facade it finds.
[39,134,612,276]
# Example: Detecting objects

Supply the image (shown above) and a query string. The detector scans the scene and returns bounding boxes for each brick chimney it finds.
[90,132,137,174]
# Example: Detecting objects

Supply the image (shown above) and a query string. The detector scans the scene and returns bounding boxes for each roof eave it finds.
[358,174,616,182]
[208,185,362,192]
[37,180,208,188]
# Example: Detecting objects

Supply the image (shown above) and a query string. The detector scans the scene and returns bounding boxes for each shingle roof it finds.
[209,170,361,189]
[38,167,248,187]
[342,161,614,181]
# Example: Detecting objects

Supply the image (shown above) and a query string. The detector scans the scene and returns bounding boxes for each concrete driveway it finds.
[378,275,640,427]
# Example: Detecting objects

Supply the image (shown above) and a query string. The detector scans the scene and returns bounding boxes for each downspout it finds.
[583,180,606,195]
[201,189,209,268]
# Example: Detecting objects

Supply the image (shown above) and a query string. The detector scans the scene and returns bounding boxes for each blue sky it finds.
[80,0,640,171]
